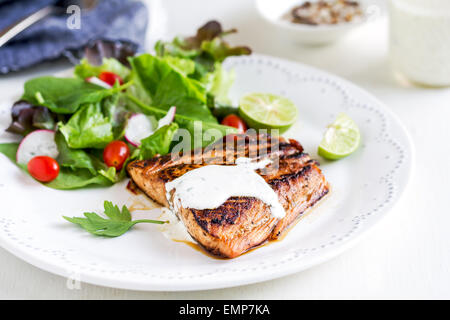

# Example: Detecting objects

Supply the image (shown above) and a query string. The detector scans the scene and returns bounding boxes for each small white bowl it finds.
[255,0,376,45]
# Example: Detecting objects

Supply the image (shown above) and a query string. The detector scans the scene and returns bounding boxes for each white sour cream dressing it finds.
[165,157,285,219]
[157,207,196,243]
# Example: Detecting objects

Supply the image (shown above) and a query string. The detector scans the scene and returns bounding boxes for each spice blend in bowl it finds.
[287,0,363,25]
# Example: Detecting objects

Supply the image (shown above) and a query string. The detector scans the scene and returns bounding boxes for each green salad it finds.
[0,21,252,189]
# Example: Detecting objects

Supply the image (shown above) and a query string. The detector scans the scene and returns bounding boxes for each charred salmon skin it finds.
[127,133,329,258]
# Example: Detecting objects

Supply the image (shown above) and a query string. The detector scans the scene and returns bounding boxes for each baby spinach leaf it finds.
[21,76,125,114]
[0,142,113,190]
[45,168,113,190]
[0,143,19,163]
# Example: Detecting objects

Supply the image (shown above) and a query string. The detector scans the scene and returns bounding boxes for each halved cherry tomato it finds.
[98,71,123,86]
[221,114,247,134]
[27,156,60,182]
[103,140,130,170]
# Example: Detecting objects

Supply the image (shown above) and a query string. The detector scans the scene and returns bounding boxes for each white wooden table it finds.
[1,0,449,299]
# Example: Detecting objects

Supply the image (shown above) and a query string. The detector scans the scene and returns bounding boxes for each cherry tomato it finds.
[103,140,130,170]
[98,71,123,86]
[221,114,247,134]
[27,156,60,182]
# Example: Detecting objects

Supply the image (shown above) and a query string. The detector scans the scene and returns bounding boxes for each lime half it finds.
[239,93,298,134]
[318,113,361,160]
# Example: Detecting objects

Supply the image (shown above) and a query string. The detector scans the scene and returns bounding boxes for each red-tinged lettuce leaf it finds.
[185,21,251,62]
[6,100,58,136]
[154,20,251,63]
[201,37,251,63]
[65,39,138,68]
[183,20,225,49]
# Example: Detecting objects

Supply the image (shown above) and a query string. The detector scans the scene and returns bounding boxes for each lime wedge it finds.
[318,113,360,160]
[238,93,298,134]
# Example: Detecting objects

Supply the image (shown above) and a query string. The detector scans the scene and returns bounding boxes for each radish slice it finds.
[125,107,177,147]
[124,114,155,147]
[16,130,59,165]
[157,106,176,129]
[86,76,113,89]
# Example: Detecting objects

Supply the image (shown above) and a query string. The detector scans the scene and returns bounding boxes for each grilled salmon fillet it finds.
[127,133,329,258]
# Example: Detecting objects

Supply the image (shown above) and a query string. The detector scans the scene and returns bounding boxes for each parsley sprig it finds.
[63,201,167,237]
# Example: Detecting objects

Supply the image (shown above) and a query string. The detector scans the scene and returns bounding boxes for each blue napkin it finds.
[0,0,148,74]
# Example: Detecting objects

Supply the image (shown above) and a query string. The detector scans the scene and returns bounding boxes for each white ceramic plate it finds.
[0,54,413,291]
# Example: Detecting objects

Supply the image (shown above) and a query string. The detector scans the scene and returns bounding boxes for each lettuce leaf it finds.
[138,123,179,159]
[127,94,236,148]
[98,167,118,183]
[129,54,217,123]
[45,168,113,190]
[59,101,114,149]
[54,132,97,174]
[154,21,249,109]
[202,63,235,105]
[74,58,130,80]
[161,56,195,76]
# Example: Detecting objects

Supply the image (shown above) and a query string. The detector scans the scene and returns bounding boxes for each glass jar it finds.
[389,0,450,86]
